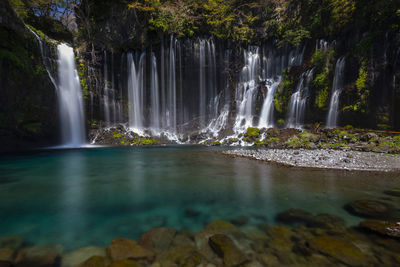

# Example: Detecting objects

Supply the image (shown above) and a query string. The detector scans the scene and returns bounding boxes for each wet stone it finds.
[15,244,63,267]
[359,220,400,239]
[107,238,155,262]
[306,213,346,230]
[184,209,200,218]
[276,209,312,224]
[0,249,14,263]
[0,236,24,250]
[230,216,249,226]
[61,246,106,267]
[158,245,205,266]
[308,236,366,266]
[79,256,110,267]
[208,234,248,267]
[384,189,400,197]
[108,259,141,267]
[140,228,177,251]
[345,199,394,219]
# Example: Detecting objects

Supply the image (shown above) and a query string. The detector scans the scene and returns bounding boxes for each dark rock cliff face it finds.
[74,1,400,131]
[0,1,59,152]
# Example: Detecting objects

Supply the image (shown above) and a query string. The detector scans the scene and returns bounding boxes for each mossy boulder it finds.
[359,220,400,239]
[208,234,248,267]
[244,127,260,142]
[106,238,154,262]
[308,236,366,266]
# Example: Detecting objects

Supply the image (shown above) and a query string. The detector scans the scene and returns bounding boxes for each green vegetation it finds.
[76,56,90,99]
[245,127,260,137]
[275,70,293,114]
[112,131,123,138]
[312,49,335,110]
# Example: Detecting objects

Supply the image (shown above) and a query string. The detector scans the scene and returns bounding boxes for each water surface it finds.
[0,146,398,250]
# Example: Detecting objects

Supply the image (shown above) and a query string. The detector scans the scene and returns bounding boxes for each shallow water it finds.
[0,146,398,251]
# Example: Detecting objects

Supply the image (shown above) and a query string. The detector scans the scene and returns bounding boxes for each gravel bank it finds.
[223,149,400,172]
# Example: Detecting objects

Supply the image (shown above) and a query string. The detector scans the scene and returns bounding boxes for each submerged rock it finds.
[308,236,366,266]
[61,246,106,267]
[15,244,63,267]
[0,248,14,262]
[306,213,346,230]
[359,220,400,239]
[0,236,24,250]
[230,216,249,226]
[79,256,110,267]
[276,209,312,224]
[106,238,154,262]
[384,189,400,197]
[345,199,394,219]
[208,234,248,267]
[140,228,177,251]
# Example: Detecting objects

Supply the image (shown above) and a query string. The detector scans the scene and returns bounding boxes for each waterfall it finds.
[258,77,282,128]
[167,36,177,132]
[26,26,86,147]
[56,44,86,147]
[286,69,314,129]
[26,26,57,88]
[199,39,206,127]
[234,47,261,132]
[103,51,111,126]
[326,57,346,128]
[127,52,145,131]
[150,52,160,133]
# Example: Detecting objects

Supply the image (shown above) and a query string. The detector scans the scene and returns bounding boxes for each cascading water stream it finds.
[26,26,86,147]
[258,77,282,128]
[127,52,145,132]
[103,51,111,126]
[150,52,160,133]
[326,57,346,128]
[234,47,261,132]
[286,69,314,129]
[56,44,86,147]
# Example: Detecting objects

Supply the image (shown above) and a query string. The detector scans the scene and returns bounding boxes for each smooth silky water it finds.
[0,146,398,251]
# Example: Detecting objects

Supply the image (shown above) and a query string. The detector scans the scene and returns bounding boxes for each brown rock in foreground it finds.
[140,227,177,251]
[106,238,155,262]
[308,235,366,266]
[209,234,248,267]
[360,220,400,238]
[79,256,110,267]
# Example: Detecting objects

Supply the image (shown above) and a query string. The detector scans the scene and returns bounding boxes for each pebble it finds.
[223,149,400,172]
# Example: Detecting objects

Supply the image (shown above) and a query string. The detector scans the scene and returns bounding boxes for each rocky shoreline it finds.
[223,149,400,172]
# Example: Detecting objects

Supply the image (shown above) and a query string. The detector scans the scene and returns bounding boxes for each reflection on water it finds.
[0,147,398,250]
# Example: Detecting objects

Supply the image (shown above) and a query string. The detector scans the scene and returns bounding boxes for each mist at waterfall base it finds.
[0,146,397,251]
